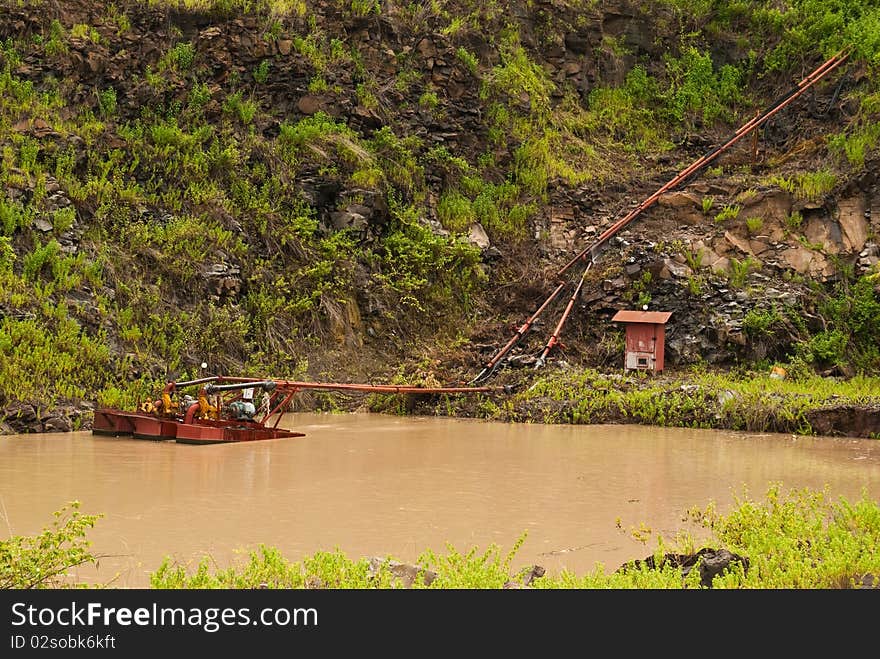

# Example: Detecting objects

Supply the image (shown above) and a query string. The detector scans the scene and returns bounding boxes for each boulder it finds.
[367,558,437,588]
[617,548,750,588]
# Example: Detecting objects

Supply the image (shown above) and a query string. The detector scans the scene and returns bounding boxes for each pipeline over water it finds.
[215,376,506,395]
[470,49,850,384]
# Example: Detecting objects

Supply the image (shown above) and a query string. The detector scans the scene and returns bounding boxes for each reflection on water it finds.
[1,412,879,587]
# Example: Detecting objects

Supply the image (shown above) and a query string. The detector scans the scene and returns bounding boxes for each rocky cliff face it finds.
[0,0,878,432]
[582,169,879,370]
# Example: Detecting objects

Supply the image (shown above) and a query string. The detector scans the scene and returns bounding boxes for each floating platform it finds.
[92,376,499,445]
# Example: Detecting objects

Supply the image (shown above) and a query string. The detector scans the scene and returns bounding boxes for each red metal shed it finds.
[611,310,672,372]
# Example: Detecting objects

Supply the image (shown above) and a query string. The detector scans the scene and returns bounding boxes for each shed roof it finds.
[611,310,672,324]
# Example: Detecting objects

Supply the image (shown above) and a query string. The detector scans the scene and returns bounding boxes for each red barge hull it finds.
[174,418,304,445]
[91,376,498,445]
[91,408,303,445]
[92,409,178,441]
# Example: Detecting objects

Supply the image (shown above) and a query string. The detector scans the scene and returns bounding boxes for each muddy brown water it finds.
[2,412,879,588]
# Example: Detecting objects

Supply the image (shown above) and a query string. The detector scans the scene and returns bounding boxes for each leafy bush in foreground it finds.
[149,484,880,589]
[5,485,877,589]
[0,501,102,589]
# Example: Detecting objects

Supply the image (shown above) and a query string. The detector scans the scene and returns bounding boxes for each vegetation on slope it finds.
[0,0,878,424]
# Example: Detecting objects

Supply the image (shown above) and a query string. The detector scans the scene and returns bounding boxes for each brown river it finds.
[2,412,879,588]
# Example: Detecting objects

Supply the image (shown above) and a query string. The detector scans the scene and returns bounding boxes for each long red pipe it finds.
[214,376,503,395]
[471,49,849,379]
[556,49,849,278]
[470,279,568,382]
[534,265,590,367]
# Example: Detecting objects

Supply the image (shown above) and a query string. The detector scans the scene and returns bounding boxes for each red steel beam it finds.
[214,376,503,395]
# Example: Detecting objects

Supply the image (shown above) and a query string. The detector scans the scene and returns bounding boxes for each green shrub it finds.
[418,90,439,110]
[815,273,880,369]
[253,59,271,84]
[22,239,62,281]
[661,46,743,126]
[456,47,479,75]
[795,170,837,201]
[222,90,258,124]
[0,235,14,272]
[163,42,195,71]
[481,29,553,118]
[586,65,664,151]
[188,82,212,108]
[807,329,849,366]
[437,190,474,232]
[0,197,33,235]
[745,216,763,234]
[729,255,758,288]
[743,306,780,336]
[785,210,804,231]
[828,121,880,170]
[97,87,116,116]
[714,204,741,223]
[0,501,103,589]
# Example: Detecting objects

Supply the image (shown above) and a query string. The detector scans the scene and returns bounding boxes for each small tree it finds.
[0,501,103,589]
